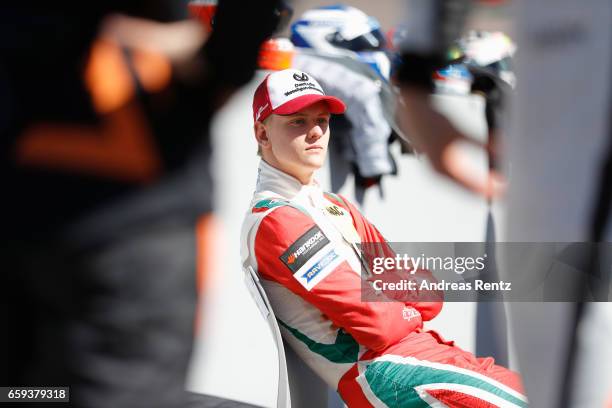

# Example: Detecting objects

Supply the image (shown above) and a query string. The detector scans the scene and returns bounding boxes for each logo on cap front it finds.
[293,72,309,82]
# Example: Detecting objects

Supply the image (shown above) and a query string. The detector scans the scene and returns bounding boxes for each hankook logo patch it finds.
[280,225,329,273]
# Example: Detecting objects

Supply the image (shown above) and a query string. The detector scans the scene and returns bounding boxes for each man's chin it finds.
[302,159,325,171]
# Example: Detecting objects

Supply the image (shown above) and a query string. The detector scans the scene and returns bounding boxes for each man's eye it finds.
[317,118,329,125]
[291,119,306,126]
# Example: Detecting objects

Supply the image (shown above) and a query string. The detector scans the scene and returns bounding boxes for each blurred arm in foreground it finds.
[395,0,504,197]
[1,1,283,407]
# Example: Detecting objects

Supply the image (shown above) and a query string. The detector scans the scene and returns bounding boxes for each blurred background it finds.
[5,1,611,407]
[283,0,512,35]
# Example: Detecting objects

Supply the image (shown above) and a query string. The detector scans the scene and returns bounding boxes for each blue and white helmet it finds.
[290,5,391,81]
[460,31,517,88]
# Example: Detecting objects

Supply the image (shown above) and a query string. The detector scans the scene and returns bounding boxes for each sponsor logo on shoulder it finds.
[280,225,329,273]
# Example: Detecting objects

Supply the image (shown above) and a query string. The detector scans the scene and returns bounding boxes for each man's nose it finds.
[307,124,323,141]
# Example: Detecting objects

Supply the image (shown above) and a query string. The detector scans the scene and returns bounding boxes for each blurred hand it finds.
[100,14,208,61]
[99,13,232,104]
[398,86,505,198]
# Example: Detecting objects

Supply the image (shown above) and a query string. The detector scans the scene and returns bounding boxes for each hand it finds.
[366,264,443,321]
[398,86,505,198]
[401,268,444,321]
[100,14,208,63]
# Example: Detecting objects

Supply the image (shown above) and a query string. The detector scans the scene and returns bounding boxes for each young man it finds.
[240,69,526,407]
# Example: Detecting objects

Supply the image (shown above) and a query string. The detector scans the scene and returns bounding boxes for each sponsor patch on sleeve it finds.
[294,249,343,291]
[280,225,329,273]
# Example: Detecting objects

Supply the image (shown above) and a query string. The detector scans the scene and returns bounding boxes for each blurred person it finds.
[388,23,517,367]
[0,1,282,407]
[240,68,526,407]
[395,0,612,407]
[287,5,402,201]
[457,33,517,359]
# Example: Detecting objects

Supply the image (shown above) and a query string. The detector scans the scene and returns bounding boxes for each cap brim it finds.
[272,94,346,116]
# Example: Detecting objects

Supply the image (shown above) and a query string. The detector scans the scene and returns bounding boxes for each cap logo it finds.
[253,69,345,121]
[256,102,269,121]
[293,72,309,82]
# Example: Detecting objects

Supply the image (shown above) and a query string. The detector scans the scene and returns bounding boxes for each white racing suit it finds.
[240,160,526,407]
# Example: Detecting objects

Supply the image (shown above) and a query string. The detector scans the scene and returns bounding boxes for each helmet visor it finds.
[326,29,386,52]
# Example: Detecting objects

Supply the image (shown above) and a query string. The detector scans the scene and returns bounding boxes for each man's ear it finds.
[254,121,270,148]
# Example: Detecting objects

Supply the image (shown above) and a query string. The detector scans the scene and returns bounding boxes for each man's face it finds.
[259,101,331,179]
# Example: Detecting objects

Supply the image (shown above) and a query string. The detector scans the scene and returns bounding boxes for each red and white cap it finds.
[252,69,346,122]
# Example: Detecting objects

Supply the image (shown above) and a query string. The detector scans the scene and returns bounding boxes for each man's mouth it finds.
[306,145,323,151]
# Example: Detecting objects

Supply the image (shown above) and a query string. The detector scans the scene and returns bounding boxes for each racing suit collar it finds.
[256,159,322,202]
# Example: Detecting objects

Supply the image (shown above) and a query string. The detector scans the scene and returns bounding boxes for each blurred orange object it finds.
[15,39,165,183]
[188,0,217,33]
[258,38,295,71]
